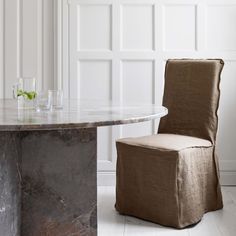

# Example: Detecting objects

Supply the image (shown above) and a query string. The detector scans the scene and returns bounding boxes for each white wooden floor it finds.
[98,186,236,236]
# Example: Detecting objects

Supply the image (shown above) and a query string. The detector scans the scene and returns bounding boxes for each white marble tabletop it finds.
[0,99,168,131]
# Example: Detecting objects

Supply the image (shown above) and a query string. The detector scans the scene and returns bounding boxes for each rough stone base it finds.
[0,132,21,236]
[0,128,97,236]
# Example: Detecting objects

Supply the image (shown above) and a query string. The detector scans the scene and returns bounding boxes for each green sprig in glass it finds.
[17,89,37,100]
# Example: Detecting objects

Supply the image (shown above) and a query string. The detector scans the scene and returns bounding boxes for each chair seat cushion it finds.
[117,133,212,151]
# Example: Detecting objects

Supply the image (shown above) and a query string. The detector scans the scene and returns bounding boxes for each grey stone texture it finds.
[0,128,97,236]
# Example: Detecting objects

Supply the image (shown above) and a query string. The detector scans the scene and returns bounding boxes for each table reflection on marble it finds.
[0,99,167,236]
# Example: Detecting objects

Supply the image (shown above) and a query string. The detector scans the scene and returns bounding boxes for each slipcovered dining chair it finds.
[115,59,224,228]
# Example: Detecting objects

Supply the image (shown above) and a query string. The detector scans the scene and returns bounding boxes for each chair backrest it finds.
[158,59,224,144]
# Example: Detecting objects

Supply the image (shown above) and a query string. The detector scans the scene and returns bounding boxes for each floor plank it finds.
[124,216,159,236]
[188,212,222,236]
[98,187,236,236]
[124,215,190,236]
[212,188,236,236]
[98,187,125,236]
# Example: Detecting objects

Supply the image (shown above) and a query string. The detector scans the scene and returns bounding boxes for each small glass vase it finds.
[13,77,37,110]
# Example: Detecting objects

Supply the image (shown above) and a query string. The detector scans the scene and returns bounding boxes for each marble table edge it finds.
[0,109,168,131]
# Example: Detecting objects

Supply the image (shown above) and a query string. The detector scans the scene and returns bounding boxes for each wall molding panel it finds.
[0,0,55,99]
[4,0,20,98]
[0,0,5,98]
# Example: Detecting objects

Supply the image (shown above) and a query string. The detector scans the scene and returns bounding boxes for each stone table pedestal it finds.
[0,128,97,236]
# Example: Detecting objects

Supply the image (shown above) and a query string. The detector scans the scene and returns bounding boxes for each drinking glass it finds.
[48,90,63,110]
[35,91,51,112]
[13,77,37,109]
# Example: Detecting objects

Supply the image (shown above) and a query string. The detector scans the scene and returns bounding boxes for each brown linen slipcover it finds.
[115,59,224,228]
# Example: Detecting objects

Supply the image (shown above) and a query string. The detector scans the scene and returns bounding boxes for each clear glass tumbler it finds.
[35,91,51,112]
[48,90,63,110]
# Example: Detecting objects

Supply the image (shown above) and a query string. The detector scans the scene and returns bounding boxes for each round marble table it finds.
[0,99,167,236]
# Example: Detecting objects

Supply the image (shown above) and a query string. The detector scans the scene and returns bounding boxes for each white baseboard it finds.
[220,171,236,185]
[97,172,116,186]
[219,160,236,185]
[219,160,236,172]
[97,171,236,186]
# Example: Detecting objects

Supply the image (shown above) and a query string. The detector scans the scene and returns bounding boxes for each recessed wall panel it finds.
[78,4,111,50]
[121,5,154,50]
[122,60,154,136]
[163,5,196,51]
[78,60,112,163]
[207,5,236,50]
[78,60,111,100]
[122,60,153,104]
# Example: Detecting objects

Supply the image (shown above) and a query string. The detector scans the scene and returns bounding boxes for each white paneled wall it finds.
[1,0,236,185]
[64,0,236,185]
[0,0,55,98]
